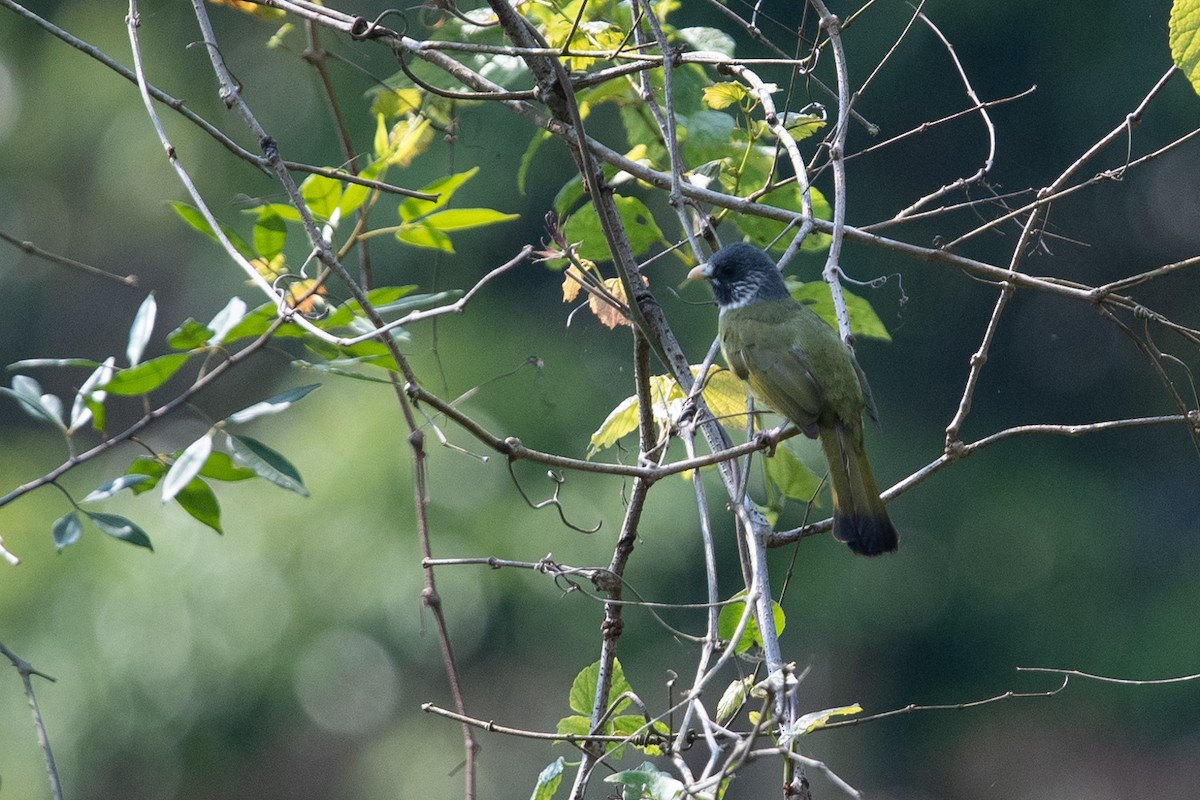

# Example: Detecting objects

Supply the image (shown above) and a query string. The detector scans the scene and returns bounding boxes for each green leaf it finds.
[170,202,256,260]
[568,658,632,716]
[174,477,223,534]
[225,384,320,425]
[198,451,257,482]
[786,279,892,342]
[52,511,82,551]
[103,354,190,395]
[300,173,342,220]
[1170,0,1200,96]
[399,167,479,222]
[82,474,154,503]
[253,207,288,260]
[86,512,153,550]
[764,445,823,501]
[125,457,166,493]
[126,293,157,366]
[677,26,736,57]
[220,302,302,344]
[677,110,738,165]
[229,435,309,496]
[529,757,565,800]
[167,318,214,350]
[245,202,302,223]
[735,185,833,254]
[162,433,214,503]
[564,196,666,263]
[718,591,786,654]
[422,207,519,232]
[339,161,384,217]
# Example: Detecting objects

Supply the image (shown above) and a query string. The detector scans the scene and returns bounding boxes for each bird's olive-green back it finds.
[717,298,872,439]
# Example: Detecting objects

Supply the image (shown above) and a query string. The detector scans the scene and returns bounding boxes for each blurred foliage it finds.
[0,1,1199,800]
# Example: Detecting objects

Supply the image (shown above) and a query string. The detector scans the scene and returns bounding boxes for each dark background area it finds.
[1,1,1199,798]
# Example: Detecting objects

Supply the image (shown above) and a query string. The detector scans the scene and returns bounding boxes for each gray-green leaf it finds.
[225,384,320,425]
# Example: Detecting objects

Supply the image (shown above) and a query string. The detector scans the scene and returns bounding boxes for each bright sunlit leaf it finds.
[702,82,748,110]
[162,433,214,503]
[1170,0,1200,96]
[126,293,157,367]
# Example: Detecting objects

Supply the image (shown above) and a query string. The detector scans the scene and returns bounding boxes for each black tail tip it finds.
[834,514,899,557]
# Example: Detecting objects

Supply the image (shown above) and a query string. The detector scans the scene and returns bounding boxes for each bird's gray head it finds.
[689,242,791,310]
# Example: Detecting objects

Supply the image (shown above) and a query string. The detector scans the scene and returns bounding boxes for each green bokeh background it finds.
[2,1,1199,798]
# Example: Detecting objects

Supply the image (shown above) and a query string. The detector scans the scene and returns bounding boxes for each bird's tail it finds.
[818,421,899,556]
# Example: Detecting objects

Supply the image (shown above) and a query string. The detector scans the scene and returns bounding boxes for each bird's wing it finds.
[727,336,825,438]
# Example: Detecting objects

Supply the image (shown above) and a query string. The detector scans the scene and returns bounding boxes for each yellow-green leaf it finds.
[715,676,754,725]
[703,81,748,110]
[699,367,751,429]
[423,207,520,231]
[786,703,862,739]
[589,394,640,456]
[377,114,433,167]
[1170,0,1200,96]
[782,111,827,142]
[396,222,455,252]
[399,167,479,221]
[530,758,565,800]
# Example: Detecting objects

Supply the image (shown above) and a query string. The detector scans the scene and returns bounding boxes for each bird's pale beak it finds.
[687,263,713,281]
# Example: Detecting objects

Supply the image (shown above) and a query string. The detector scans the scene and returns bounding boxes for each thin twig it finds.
[0,642,62,800]
[0,229,138,286]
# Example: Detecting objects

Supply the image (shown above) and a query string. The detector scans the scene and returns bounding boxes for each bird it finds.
[689,242,898,556]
